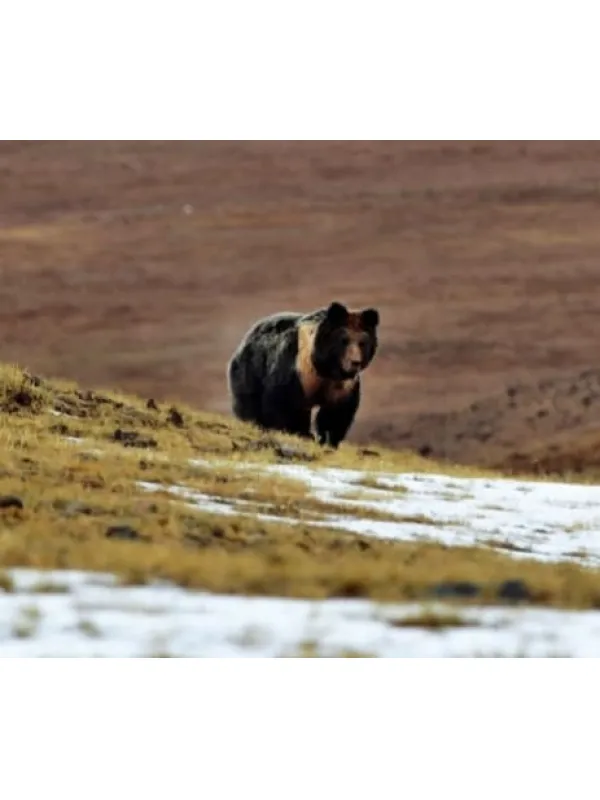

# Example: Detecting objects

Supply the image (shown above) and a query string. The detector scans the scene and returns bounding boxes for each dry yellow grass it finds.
[2,363,600,609]
[386,608,478,630]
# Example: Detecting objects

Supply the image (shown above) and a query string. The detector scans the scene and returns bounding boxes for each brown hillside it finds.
[2,141,600,471]
[378,367,600,475]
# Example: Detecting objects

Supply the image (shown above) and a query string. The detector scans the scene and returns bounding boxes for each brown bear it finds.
[226,301,380,447]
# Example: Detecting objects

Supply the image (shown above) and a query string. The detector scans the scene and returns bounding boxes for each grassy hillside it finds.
[2,363,600,610]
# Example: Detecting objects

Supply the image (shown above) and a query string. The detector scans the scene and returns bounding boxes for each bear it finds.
[226,301,380,448]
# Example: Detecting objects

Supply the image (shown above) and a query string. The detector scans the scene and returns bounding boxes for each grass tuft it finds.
[28,580,71,594]
[77,618,102,638]
[386,607,477,630]
[12,604,42,638]
[0,571,15,593]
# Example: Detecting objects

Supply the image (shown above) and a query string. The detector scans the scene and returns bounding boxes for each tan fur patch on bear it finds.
[296,322,358,407]
[296,323,321,399]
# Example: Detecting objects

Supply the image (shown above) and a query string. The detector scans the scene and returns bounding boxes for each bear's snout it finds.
[343,342,363,372]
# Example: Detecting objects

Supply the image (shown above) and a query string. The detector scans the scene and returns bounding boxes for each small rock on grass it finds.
[0,495,24,510]
[113,429,158,449]
[167,406,184,427]
[431,581,481,599]
[105,525,142,541]
[146,398,159,411]
[11,390,33,408]
[273,443,315,462]
[497,579,532,602]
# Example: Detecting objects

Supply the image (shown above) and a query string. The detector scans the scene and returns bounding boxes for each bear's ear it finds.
[325,301,349,327]
[360,308,380,329]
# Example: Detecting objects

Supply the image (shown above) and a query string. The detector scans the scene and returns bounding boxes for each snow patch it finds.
[2,567,600,657]
[146,459,600,568]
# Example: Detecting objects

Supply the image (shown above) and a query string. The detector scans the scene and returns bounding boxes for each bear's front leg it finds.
[261,379,313,439]
[315,383,360,448]
[263,402,312,438]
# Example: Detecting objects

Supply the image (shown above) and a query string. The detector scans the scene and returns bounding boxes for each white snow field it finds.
[3,566,600,657]
[4,458,600,656]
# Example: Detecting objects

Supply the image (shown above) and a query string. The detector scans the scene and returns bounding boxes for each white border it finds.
[3,0,600,138]
[0,2,597,796]
[0,659,595,799]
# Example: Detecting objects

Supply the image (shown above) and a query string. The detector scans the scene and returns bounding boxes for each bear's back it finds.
[254,312,302,337]
[240,311,300,349]
[241,307,328,343]
[232,311,304,364]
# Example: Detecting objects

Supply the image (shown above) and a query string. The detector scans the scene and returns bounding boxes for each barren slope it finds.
[2,141,600,470]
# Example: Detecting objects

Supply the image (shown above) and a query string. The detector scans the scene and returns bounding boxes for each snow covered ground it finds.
[143,459,600,568]
[3,567,600,657]
[5,456,600,656]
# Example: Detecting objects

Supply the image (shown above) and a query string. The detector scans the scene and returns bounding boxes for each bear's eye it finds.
[340,333,350,347]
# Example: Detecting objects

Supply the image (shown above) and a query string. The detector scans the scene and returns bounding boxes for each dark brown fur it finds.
[227,301,380,446]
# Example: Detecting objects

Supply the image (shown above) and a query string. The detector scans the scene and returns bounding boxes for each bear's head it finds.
[312,301,380,381]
